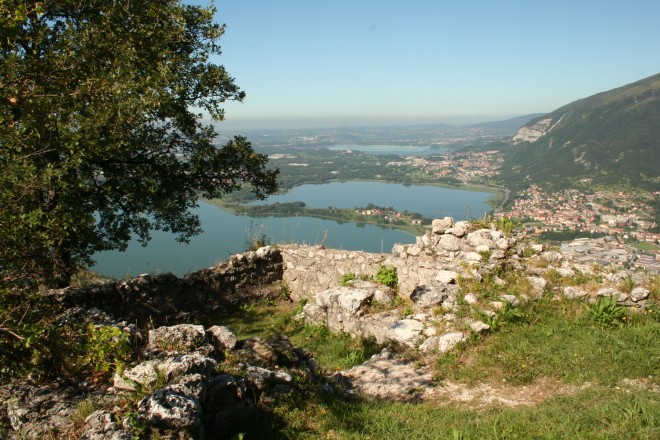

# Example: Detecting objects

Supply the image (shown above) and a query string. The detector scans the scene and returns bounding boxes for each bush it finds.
[376,265,398,289]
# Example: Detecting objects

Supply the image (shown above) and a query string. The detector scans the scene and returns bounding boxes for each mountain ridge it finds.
[501,73,660,191]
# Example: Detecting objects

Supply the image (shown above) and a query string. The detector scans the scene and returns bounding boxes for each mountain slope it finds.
[501,74,660,191]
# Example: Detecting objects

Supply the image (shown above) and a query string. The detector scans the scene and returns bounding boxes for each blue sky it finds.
[194,0,660,129]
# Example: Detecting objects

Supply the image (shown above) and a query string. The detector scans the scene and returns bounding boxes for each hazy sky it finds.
[192,0,660,129]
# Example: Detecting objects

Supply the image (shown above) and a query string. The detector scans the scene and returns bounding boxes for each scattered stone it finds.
[499,294,519,307]
[563,286,587,300]
[435,270,459,284]
[145,324,206,355]
[420,332,467,354]
[432,217,454,234]
[206,325,237,351]
[138,384,202,430]
[597,287,620,298]
[469,321,490,334]
[388,319,425,347]
[79,410,132,440]
[527,276,547,297]
[630,287,650,302]
[463,293,478,305]
[410,285,448,307]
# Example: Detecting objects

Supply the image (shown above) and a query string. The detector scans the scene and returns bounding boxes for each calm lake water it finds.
[92,181,493,278]
[326,144,448,156]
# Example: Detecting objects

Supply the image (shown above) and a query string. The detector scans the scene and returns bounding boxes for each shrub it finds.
[376,265,398,289]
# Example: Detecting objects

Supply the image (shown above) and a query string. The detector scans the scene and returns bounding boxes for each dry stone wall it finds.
[55,246,284,326]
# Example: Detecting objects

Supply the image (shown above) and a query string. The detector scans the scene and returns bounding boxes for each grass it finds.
[436,297,660,387]
[200,300,381,371]
[200,293,660,439]
[234,386,660,439]
[630,241,660,252]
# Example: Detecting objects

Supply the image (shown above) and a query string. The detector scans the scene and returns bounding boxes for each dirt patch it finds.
[428,376,589,408]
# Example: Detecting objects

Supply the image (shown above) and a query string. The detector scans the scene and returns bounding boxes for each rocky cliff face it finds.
[512,115,564,143]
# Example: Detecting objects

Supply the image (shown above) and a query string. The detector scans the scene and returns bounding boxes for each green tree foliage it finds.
[0,1,278,286]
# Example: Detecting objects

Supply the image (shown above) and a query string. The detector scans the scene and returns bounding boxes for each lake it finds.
[92,181,493,278]
[326,144,448,156]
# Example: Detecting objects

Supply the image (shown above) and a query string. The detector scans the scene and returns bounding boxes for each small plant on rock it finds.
[339,272,357,286]
[375,265,398,289]
[494,216,515,235]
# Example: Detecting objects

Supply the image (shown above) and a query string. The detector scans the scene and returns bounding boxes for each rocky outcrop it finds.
[4,216,655,438]
[512,115,564,143]
[52,246,284,326]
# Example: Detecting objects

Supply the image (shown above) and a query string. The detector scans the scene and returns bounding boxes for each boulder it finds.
[138,384,202,430]
[410,285,448,308]
[469,321,490,334]
[435,270,459,284]
[145,324,205,355]
[432,217,454,234]
[388,319,424,347]
[79,410,132,440]
[437,234,462,252]
[630,287,650,302]
[419,332,467,354]
[206,325,237,351]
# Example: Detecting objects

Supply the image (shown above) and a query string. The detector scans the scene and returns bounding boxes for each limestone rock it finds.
[527,276,547,297]
[80,410,132,440]
[432,217,454,234]
[159,353,217,382]
[630,287,650,302]
[435,270,459,284]
[437,234,462,252]
[446,221,469,238]
[337,288,374,315]
[145,324,205,355]
[206,325,237,351]
[388,319,424,347]
[466,229,496,249]
[499,294,519,307]
[469,321,490,334]
[138,384,202,430]
[410,285,448,308]
[597,287,620,298]
[463,293,478,304]
[114,361,159,392]
[419,332,467,353]
[563,286,586,300]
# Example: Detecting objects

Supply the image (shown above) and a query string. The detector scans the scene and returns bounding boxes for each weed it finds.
[618,275,636,294]
[339,272,357,286]
[521,246,537,258]
[244,221,269,251]
[494,216,515,235]
[587,295,627,327]
[376,265,398,289]
[478,249,492,261]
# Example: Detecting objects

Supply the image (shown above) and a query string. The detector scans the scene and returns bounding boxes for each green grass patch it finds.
[437,298,660,386]
[233,385,660,439]
[200,300,381,371]
[630,241,660,251]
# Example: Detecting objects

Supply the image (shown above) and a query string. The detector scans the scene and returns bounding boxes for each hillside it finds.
[500,73,660,191]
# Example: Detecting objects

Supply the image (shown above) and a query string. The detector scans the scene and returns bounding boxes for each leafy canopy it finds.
[0,0,278,286]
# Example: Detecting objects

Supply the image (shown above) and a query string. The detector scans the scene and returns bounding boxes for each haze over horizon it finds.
[190,0,660,131]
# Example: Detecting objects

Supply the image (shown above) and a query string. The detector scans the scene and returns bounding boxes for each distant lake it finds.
[326,144,448,156]
[253,181,492,219]
[92,181,493,278]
